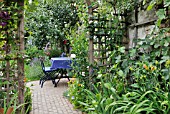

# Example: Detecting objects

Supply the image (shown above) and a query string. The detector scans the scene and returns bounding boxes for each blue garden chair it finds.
[39,60,59,88]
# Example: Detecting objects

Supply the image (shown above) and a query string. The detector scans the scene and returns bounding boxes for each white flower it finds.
[0,71,3,76]
[89,20,93,24]
[70,54,76,58]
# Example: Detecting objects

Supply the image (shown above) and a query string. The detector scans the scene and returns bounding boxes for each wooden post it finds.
[16,0,25,113]
[85,0,94,87]
[134,0,138,46]
[85,0,99,88]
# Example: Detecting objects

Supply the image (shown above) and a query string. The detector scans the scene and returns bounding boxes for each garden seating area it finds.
[0,0,170,114]
[39,57,71,88]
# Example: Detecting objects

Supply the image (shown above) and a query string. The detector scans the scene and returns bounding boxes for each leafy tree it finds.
[25,0,79,50]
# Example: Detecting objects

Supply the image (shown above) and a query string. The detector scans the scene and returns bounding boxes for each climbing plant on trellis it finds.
[0,1,24,113]
[86,1,130,75]
[88,11,127,67]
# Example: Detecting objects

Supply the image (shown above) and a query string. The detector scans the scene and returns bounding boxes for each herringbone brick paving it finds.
[27,79,82,114]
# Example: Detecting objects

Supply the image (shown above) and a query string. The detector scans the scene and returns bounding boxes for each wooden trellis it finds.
[86,0,169,75]
[0,1,24,113]
[88,11,127,68]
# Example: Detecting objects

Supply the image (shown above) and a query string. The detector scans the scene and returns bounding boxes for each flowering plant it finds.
[0,11,10,27]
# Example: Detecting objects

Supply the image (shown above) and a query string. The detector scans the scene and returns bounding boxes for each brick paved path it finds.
[27,79,82,114]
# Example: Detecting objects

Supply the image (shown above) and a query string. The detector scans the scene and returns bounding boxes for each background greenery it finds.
[25,0,79,50]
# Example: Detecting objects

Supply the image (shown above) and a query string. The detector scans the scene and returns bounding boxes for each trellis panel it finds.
[88,11,127,68]
[0,1,24,113]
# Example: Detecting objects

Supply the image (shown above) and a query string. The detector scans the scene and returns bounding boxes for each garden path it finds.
[27,79,82,114]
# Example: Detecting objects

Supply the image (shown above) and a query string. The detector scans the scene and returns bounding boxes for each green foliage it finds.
[67,28,89,82]
[0,81,9,108]
[0,2,27,113]
[71,35,169,113]
[25,61,43,81]
[44,48,62,59]
[67,0,170,112]
[0,91,29,114]
[67,79,86,109]
[25,46,44,60]
[146,0,169,27]
[69,37,170,113]
[0,2,20,57]
[25,1,79,50]
[24,87,32,114]
[2,92,18,114]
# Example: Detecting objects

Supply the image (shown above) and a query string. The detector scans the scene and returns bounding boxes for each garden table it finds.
[50,57,72,87]
[50,57,72,69]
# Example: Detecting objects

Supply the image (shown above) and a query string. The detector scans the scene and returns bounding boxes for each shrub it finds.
[25,61,43,81]
[45,48,62,59]
[24,87,32,114]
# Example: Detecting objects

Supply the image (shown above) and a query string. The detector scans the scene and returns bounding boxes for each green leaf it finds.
[97,74,102,79]
[160,60,166,64]
[164,40,169,47]
[130,92,139,97]
[105,101,130,111]
[154,43,160,48]
[130,49,136,57]
[87,108,95,111]
[130,83,139,88]
[104,83,112,89]
[113,105,130,113]
[147,3,154,11]
[84,89,96,100]
[115,55,121,60]
[135,107,155,113]
[106,98,113,105]
[131,100,150,113]
[143,0,147,5]
[156,9,165,20]
[156,19,162,27]
[161,69,169,72]
[118,70,124,76]
[138,90,154,103]
[161,56,170,60]
[115,55,121,63]
[78,101,89,106]
[160,40,164,46]
[119,47,125,53]
[164,0,170,7]
[110,87,116,93]
[150,41,155,45]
